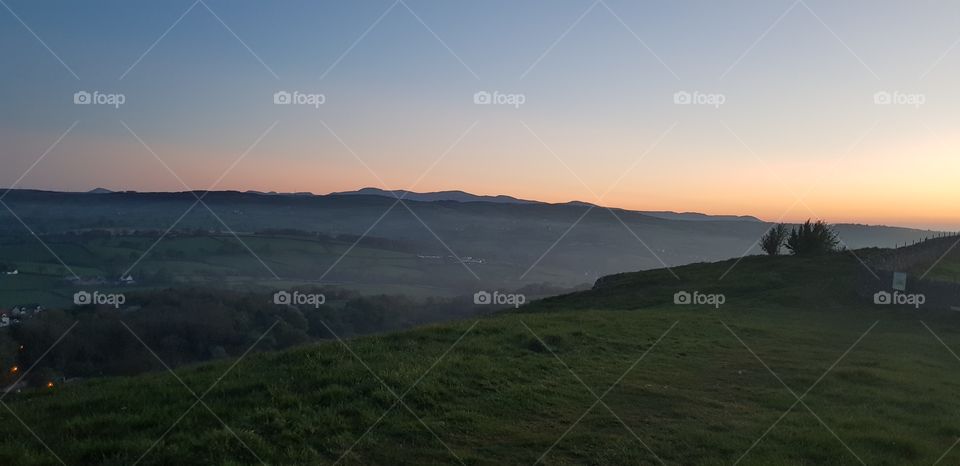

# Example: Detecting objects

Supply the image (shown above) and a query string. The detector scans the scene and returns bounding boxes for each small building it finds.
[12,304,42,316]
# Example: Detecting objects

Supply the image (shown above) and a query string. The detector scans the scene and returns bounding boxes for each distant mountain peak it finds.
[330,187,539,205]
[638,211,762,223]
[87,187,113,194]
[329,188,759,222]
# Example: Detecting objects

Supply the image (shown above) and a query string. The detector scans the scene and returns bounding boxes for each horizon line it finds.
[3,185,957,233]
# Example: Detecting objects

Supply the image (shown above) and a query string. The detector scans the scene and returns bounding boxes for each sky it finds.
[1,0,959,230]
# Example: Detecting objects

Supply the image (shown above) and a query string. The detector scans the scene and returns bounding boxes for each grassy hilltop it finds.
[3,253,960,465]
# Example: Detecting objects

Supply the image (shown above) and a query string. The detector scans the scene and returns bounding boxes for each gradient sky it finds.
[2,0,959,230]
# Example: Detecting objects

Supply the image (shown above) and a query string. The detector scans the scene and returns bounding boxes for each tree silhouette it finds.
[760,224,788,256]
[786,220,839,256]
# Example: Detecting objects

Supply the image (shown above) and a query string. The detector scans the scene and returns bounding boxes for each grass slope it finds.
[3,254,960,465]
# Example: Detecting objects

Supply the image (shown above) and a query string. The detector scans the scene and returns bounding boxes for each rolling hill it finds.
[0,189,946,308]
[3,251,960,465]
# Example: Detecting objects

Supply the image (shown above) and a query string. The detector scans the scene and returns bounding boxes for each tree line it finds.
[761,220,840,256]
[0,288,485,389]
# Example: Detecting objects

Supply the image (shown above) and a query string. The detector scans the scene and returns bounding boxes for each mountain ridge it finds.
[10,186,764,222]
[331,187,763,222]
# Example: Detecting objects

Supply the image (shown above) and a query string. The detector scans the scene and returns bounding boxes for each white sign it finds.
[893,272,907,292]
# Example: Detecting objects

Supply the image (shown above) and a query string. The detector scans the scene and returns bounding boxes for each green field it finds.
[925,250,960,284]
[2,254,960,465]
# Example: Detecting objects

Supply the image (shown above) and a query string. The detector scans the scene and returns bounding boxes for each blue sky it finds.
[2,0,959,229]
